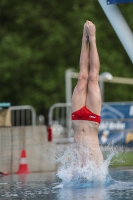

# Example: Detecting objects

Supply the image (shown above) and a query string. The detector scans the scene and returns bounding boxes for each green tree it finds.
[0,0,133,123]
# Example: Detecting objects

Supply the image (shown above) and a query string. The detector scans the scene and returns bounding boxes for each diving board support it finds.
[98,0,133,63]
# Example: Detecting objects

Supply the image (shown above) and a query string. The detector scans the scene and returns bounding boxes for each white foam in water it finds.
[35,143,129,189]
[55,144,115,188]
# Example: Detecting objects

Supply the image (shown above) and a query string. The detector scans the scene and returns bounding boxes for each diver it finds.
[72,20,103,165]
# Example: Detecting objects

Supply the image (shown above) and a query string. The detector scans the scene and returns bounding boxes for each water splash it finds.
[55,144,116,188]
[35,143,131,189]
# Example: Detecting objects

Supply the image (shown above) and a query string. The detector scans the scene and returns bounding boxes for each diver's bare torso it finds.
[72,120,103,164]
[72,120,99,144]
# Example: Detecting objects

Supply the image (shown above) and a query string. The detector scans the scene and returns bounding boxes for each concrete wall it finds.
[0,126,56,174]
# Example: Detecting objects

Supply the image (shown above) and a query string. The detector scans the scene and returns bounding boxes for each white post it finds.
[99,72,113,101]
[98,0,133,63]
[65,69,73,105]
[99,80,104,102]
[65,69,73,136]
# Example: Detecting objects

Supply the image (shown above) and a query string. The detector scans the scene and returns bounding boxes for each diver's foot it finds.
[82,22,89,43]
[86,20,96,43]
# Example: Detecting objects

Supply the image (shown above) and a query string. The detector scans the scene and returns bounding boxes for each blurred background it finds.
[0,0,133,178]
[0,0,133,125]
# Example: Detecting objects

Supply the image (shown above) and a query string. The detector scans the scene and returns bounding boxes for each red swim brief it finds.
[72,106,100,124]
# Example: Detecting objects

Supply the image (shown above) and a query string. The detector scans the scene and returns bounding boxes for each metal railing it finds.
[10,105,36,126]
[48,102,71,125]
[48,103,72,136]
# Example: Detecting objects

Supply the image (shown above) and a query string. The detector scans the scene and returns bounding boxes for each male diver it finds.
[72,20,103,165]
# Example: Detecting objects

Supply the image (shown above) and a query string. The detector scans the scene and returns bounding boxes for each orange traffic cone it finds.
[16,149,30,174]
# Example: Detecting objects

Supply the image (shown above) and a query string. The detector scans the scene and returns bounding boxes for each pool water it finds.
[0,169,133,200]
[1,144,133,199]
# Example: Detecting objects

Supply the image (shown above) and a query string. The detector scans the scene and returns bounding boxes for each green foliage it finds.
[110,151,133,167]
[0,0,133,121]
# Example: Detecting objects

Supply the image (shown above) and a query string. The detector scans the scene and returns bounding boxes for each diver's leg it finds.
[86,21,102,115]
[72,22,90,112]
[86,21,103,164]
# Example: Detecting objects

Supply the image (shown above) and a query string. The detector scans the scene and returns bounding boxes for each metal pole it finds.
[98,0,133,63]
[99,79,104,102]
[65,69,73,136]
[99,72,113,102]
[65,69,73,104]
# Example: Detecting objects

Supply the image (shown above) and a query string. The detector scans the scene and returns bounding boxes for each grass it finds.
[109,151,133,167]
